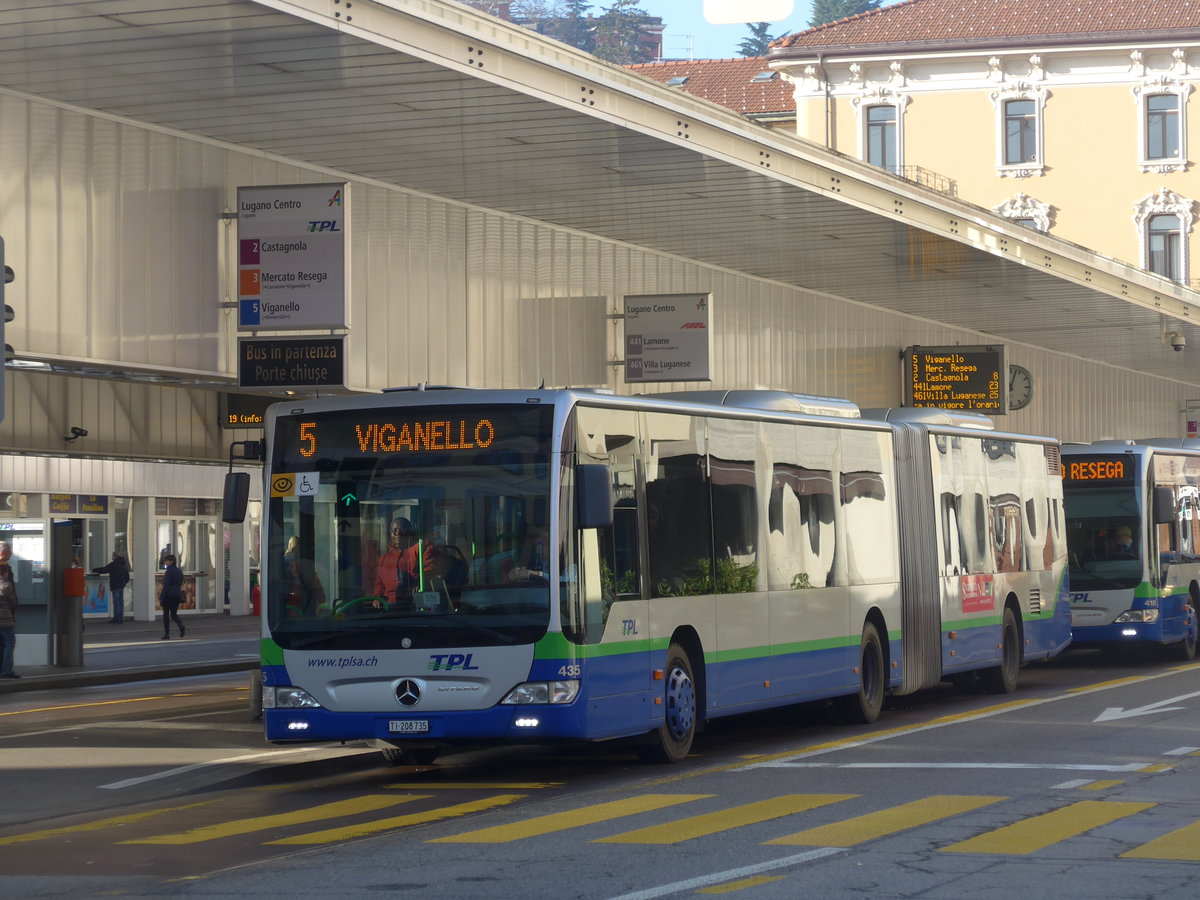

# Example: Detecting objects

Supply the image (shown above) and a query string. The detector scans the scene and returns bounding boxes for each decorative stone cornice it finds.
[995,193,1052,231]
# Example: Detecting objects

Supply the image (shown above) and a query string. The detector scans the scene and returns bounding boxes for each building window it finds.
[1148,215,1183,281]
[1147,95,1180,160]
[1134,188,1194,283]
[1135,79,1191,174]
[991,85,1047,178]
[1004,100,1036,164]
[866,106,897,171]
[853,89,908,172]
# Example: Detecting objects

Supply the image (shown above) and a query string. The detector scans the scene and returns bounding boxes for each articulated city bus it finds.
[226,387,1071,764]
[1062,441,1200,659]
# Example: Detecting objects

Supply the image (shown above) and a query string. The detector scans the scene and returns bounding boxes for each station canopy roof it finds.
[1,0,1197,385]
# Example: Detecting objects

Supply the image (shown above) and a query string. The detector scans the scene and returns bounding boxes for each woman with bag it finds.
[160,554,185,640]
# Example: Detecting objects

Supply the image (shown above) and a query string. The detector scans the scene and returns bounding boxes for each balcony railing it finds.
[895,165,958,198]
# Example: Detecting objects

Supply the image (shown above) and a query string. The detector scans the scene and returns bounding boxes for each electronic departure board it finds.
[903,345,1005,414]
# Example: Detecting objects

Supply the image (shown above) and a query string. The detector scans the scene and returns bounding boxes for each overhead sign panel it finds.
[237,183,348,330]
[623,292,711,384]
[237,337,346,390]
[904,345,1005,414]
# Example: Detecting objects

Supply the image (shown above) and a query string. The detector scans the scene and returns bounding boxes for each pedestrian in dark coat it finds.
[0,561,18,678]
[93,551,130,623]
[160,554,185,640]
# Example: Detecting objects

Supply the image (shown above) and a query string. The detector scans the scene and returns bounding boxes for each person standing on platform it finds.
[160,554,186,640]
[93,551,130,623]
[0,561,18,679]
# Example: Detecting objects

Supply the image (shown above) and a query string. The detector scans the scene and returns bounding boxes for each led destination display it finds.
[904,345,1005,414]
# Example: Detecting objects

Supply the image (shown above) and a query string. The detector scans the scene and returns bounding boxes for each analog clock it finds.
[1008,364,1034,411]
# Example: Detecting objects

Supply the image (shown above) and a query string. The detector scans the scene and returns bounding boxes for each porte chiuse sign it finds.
[903,345,1005,414]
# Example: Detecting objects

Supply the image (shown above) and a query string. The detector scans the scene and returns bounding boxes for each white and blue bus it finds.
[1062,440,1200,659]
[226,388,1071,764]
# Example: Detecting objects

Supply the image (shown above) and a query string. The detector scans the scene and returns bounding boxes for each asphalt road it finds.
[2,648,1200,898]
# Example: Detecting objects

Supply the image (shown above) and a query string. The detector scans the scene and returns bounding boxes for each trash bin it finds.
[56,593,84,668]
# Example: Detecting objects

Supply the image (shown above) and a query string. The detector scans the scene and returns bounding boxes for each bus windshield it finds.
[1064,483,1143,590]
[266,403,555,651]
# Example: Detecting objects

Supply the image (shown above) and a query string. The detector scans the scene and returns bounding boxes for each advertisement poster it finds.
[960,573,996,614]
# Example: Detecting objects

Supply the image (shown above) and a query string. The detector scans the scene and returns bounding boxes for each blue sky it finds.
[633,1,894,60]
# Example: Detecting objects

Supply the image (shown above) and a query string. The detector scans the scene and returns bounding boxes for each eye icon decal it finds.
[271,474,295,497]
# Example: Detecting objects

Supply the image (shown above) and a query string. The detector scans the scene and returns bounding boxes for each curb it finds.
[0,660,258,694]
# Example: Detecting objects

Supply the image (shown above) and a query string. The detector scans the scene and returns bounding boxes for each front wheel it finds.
[981,607,1021,694]
[381,746,440,766]
[637,643,697,763]
[836,622,885,724]
[1175,625,1198,661]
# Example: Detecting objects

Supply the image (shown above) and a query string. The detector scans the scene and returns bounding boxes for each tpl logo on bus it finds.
[306,220,341,232]
[427,653,480,672]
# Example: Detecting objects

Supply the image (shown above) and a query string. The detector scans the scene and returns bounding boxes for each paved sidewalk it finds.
[0,614,261,694]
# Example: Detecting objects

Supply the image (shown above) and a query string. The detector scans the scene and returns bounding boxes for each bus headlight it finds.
[1114,609,1160,624]
[500,680,580,705]
[264,686,322,709]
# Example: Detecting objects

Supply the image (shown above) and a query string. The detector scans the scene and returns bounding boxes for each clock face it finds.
[1008,364,1034,410]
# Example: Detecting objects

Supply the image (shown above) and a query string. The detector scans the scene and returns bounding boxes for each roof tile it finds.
[626,57,793,115]
[773,0,1200,50]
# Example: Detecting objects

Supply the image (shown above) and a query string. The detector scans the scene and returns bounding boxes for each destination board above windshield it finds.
[1062,455,1133,483]
[272,404,553,465]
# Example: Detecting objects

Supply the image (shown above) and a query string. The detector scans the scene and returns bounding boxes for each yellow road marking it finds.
[0,801,216,846]
[1080,780,1123,791]
[767,795,1003,847]
[386,782,562,790]
[270,794,525,845]
[1123,820,1200,860]
[942,801,1155,855]
[595,794,856,845]
[429,794,709,844]
[1138,764,1173,773]
[122,795,421,845]
[0,696,171,717]
[698,875,786,893]
[1066,676,1147,692]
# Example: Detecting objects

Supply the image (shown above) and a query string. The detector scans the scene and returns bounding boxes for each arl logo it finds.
[428,653,480,672]
[306,220,341,232]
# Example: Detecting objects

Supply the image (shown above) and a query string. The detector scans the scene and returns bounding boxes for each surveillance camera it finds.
[1172,333,1187,352]
[69,426,87,438]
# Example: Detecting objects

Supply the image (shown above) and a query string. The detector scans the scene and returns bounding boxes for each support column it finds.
[227,523,250,615]
[131,497,155,623]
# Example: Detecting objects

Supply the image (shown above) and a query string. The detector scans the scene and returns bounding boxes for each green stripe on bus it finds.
[261,638,284,666]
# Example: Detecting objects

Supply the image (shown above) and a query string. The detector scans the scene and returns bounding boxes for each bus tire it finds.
[1175,627,1197,661]
[637,642,697,764]
[381,746,439,766]
[981,607,1021,694]
[836,622,885,724]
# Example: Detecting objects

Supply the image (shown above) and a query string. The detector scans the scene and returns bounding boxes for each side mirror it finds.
[1152,486,1176,525]
[576,464,613,529]
[223,472,250,524]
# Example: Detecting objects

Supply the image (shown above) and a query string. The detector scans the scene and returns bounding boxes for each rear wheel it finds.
[981,607,1021,694]
[637,642,697,763]
[381,746,439,766]
[836,622,885,724]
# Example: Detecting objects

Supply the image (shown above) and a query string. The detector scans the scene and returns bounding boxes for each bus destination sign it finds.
[903,345,1005,415]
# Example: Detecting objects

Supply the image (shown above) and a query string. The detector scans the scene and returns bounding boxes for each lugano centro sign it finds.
[237,183,349,331]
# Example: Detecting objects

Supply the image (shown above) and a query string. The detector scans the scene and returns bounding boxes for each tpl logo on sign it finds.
[307,220,341,232]
[427,653,480,671]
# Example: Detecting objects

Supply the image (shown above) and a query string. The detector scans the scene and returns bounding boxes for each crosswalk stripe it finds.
[429,794,710,843]
[0,801,216,847]
[595,794,857,845]
[121,795,423,845]
[766,795,1003,847]
[941,800,1155,855]
[269,795,526,845]
[1121,820,1200,861]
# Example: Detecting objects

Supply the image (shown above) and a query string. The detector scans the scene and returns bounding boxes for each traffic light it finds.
[0,236,10,423]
